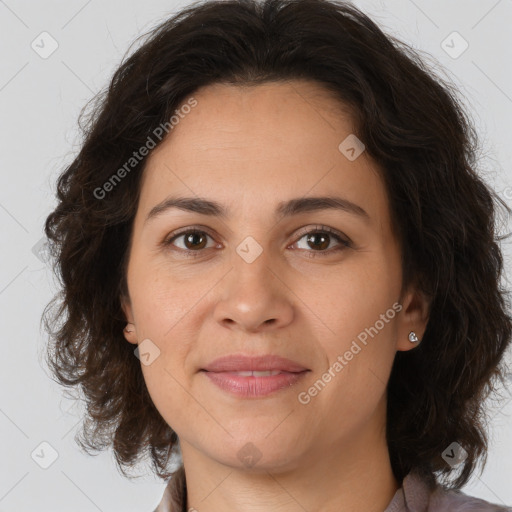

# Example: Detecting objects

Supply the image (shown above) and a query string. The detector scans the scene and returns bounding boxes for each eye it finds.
[162,227,217,257]
[161,224,352,258]
[291,225,352,257]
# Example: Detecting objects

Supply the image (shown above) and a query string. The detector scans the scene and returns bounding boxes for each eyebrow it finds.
[144,195,370,225]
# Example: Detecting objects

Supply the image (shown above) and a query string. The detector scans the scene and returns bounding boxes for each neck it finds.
[180,402,400,512]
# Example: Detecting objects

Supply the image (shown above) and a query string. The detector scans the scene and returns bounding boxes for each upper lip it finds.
[201,354,309,373]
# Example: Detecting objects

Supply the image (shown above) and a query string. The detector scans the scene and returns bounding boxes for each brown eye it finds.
[163,229,216,255]
[182,231,208,250]
[305,232,330,251]
[292,225,352,257]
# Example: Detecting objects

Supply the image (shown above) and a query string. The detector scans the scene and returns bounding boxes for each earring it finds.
[124,323,135,333]
[408,331,419,343]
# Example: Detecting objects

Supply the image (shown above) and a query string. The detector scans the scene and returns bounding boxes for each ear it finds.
[395,285,430,352]
[120,295,138,345]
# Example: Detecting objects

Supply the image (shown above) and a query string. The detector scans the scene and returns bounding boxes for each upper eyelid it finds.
[165,225,218,242]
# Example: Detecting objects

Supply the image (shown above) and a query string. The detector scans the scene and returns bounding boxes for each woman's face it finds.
[121,80,429,472]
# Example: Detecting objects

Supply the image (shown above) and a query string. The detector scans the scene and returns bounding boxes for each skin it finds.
[121,80,430,512]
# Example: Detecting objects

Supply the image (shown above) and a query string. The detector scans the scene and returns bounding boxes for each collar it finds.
[155,466,435,512]
[384,469,434,512]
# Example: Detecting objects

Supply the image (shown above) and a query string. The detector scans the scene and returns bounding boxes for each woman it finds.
[42,0,512,510]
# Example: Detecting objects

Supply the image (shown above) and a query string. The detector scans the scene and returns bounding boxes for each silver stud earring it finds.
[408,331,419,343]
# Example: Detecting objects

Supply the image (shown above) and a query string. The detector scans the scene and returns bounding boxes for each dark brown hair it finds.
[43,0,512,489]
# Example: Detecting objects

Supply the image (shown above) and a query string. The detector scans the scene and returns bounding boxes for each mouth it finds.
[200,369,309,397]
[200,354,310,398]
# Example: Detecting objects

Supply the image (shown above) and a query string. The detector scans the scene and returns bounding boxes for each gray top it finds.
[153,465,511,512]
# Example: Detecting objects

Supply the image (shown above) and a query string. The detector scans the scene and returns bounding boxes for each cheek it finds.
[307,257,399,339]
[139,363,191,434]
[311,260,400,397]
[326,308,398,388]
[129,261,196,334]
[309,317,397,439]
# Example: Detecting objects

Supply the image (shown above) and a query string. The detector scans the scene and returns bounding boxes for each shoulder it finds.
[428,486,511,512]
[402,470,511,512]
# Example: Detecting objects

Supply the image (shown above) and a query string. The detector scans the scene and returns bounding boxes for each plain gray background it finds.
[1,0,511,510]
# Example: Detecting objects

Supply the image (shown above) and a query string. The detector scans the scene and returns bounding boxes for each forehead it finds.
[136,80,389,232]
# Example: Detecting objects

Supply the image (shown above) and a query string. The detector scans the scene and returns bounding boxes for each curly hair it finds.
[42,0,512,489]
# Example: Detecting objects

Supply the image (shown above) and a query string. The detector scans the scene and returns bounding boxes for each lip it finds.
[201,354,309,373]
[202,371,308,397]
[200,354,310,398]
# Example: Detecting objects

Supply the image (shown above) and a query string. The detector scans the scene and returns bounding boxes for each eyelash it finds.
[161,224,352,259]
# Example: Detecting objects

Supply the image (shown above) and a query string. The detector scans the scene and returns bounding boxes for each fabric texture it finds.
[153,465,511,512]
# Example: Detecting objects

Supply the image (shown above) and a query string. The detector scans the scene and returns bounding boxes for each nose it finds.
[213,250,295,333]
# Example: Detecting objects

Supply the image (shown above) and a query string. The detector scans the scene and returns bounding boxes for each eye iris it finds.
[184,232,207,250]
[307,233,329,250]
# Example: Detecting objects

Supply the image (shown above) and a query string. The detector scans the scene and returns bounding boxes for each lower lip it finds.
[201,370,308,397]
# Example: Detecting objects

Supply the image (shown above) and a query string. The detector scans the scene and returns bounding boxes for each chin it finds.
[208,437,305,473]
